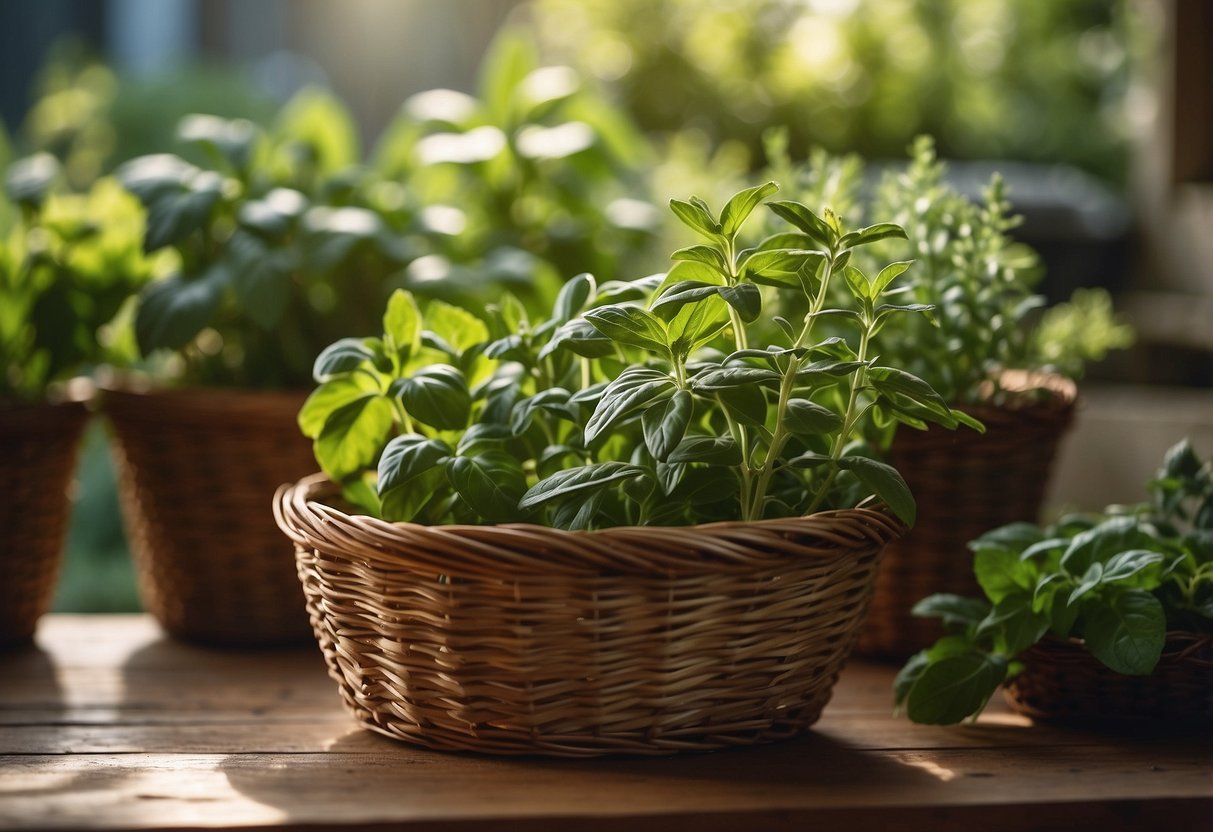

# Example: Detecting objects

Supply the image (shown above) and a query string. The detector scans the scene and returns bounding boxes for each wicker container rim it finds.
[275,473,906,579]
[100,383,309,425]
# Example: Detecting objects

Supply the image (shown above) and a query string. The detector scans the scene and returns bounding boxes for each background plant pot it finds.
[857,372,1078,659]
[103,387,316,646]
[275,474,905,757]
[1004,633,1213,724]
[0,397,90,646]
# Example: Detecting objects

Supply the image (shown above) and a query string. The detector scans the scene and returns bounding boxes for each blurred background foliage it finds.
[0,0,1158,611]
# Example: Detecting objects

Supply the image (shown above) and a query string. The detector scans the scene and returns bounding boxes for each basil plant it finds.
[299,183,980,530]
[896,439,1213,725]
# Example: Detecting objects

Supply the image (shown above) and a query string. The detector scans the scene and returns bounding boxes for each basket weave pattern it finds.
[277,474,904,756]
[1005,633,1213,723]
[858,372,1077,659]
[105,388,316,645]
[0,400,89,645]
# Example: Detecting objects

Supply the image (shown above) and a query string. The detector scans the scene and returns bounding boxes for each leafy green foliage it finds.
[0,155,160,398]
[300,182,978,528]
[770,137,1132,413]
[896,439,1213,724]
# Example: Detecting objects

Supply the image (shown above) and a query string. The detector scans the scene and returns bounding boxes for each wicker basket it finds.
[103,387,317,646]
[857,371,1078,659]
[0,397,90,646]
[1005,633,1213,724]
[275,474,905,757]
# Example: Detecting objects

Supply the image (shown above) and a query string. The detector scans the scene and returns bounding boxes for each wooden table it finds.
[2,615,1210,831]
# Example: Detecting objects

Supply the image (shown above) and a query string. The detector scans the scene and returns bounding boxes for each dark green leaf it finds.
[378,434,453,494]
[1060,516,1154,576]
[977,594,1050,655]
[642,389,693,461]
[313,337,374,381]
[650,280,722,317]
[5,153,59,206]
[393,365,471,430]
[298,378,369,438]
[893,651,930,708]
[718,283,761,323]
[839,222,908,249]
[447,451,527,524]
[974,546,1038,604]
[553,272,597,324]
[519,461,645,509]
[715,383,768,427]
[904,651,1008,725]
[585,368,676,443]
[837,455,915,526]
[969,522,1047,557]
[142,173,224,251]
[669,198,720,238]
[784,398,843,435]
[911,594,991,628]
[690,366,781,392]
[584,305,669,355]
[134,267,227,355]
[540,318,615,360]
[1082,589,1166,675]
[668,435,742,466]
[766,200,835,248]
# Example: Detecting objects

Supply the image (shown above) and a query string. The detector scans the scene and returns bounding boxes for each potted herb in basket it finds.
[769,136,1133,657]
[895,438,1213,725]
[107,91,417,645]
[274,183,980,755]
[0,154,157,644]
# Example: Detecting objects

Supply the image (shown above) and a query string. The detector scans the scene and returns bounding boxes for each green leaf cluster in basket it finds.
[768,135,1133,407]
[299,182,982,529]
[895,438,1213,725]
[1,153,160,399]
[117,29,659,390]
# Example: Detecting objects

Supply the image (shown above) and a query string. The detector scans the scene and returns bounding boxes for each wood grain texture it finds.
[1,615,1209,832]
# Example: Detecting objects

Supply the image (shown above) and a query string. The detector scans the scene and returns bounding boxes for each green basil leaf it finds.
[974,546,1038,604]
[378,434,453,495]
[976,593,1050,655]
[553,272,597,324]
[793,359,865,388]
[893,650,931,709]
[784,398,843,435]
[666,291,731,357]
[642,389,693,462]
[671,244,729,273]
[669,197,721,238]
[690,366,781,392]
[650,280,722,318]
[838,222,908,250]
[584,305,669,356]
[715,383,768,427]
[313,337,375,381]
[837,455,915,526]
[425,299,489,354]
[393,365,471,430]
[910,594,992,628]
[718,283,762,323]
[867,366,950,413]
[383,289,421,361]
[519,461,645,509]
[446,451,527,524]
[741,249,826,290]
[668,435,741,466]
[141,173,224,251]
[720,181,778,236]
[870,260,913,294]
[380,466,444,523]
[584,368,676,443]
[298,378,370,439]
[969,522,1047,557]
[1060,516,1154,576]
[904,651,1008,725]
[539,318,614,359]
[1101,549,1167,588]
[1082,589,1166,675]
[766,200,835,248]
[314,395,394,480]
[134,266,228,355]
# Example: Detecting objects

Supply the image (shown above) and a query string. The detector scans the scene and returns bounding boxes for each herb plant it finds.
[299,183,979,529]
[1,153,157,399]
[894,439,1213,725]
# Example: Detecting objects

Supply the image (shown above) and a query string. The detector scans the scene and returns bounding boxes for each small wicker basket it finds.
[275,474,904,756]
[104,386,317,646]
[0,397,90,646]
[858,372,1077,659]
[1005,633,1213,724]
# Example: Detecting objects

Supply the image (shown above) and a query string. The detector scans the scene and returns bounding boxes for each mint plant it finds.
[299,183,979,529]
[1,153,158,399]
[895,439,1213,725]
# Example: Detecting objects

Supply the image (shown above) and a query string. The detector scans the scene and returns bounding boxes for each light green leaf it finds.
[1082,589,1166,675]
[314,395,394,480]
[313,337,374,381]
[298,378,370,439]
[383,289,421,360]
[720,181,778,237]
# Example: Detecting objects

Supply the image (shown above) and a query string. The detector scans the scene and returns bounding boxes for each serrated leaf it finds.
[314,395,394,480]
[720,181,777,236]
[519,462,644,509]
[642,389,692,461]
[837,455,915,526]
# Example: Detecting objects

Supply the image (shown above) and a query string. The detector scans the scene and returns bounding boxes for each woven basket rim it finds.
[971,369,1078,412]
[275,472,907,578]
